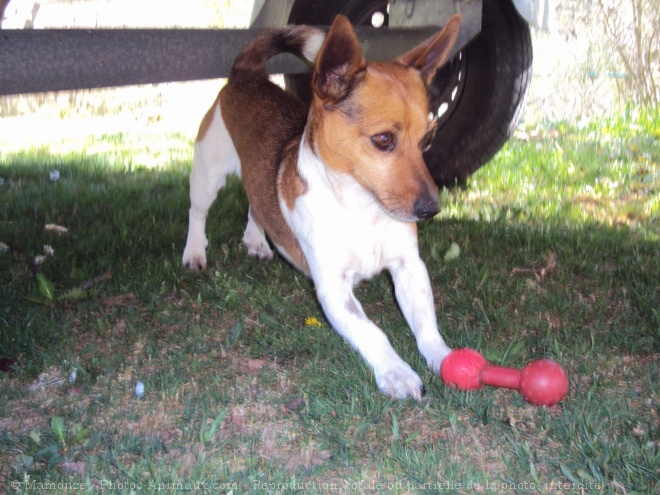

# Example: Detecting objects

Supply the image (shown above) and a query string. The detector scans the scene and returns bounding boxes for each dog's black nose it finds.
[413,196,440,219]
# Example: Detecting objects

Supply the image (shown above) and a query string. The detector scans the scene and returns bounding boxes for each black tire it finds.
[287,0,533,187]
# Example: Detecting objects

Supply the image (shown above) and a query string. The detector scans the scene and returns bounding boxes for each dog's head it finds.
[309,14,461,221]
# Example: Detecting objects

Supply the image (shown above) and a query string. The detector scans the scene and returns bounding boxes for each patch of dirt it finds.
[126,401,185,444]
[194,354,333,473]
[102,292,138,311]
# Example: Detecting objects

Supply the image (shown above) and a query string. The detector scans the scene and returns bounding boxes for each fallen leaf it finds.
[444,242,460,261]
[36,273,55,300]
[60,287,87,301]
[44,224,68,234]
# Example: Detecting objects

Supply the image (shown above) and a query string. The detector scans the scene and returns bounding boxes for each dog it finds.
[183,14,461,400]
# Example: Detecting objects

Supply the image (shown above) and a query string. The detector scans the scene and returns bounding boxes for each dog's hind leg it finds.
[183,97,240,270]
[243,207,274,259]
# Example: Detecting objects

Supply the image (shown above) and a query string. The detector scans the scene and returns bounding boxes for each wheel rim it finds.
[338,0,389,28]
[427,49,468,130]
[352,4,389,27]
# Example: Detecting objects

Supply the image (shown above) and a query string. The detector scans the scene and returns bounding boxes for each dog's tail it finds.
[231,25,325,75]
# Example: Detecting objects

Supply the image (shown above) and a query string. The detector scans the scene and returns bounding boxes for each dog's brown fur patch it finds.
[196,94,221,142]
[219,71,310,275]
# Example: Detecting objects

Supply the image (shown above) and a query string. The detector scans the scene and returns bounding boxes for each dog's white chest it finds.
[281,145,418,283]
[319,203,394,277]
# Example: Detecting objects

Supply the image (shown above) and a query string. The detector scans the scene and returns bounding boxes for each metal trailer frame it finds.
[0,0,490,96]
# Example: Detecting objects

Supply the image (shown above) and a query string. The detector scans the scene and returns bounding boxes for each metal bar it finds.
[0,26,450,96]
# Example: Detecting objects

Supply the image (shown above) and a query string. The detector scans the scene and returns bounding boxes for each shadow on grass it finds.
[0,156,658,493]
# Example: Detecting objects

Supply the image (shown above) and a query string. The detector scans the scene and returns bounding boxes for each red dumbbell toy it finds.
[440,348,568,406]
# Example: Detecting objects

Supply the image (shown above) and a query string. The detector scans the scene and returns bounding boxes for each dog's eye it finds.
[421,129,436,153]
[371,132,395,151]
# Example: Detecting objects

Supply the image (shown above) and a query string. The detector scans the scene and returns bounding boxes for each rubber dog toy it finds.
[440,348,568,406]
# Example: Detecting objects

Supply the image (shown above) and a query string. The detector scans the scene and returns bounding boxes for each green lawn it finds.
[0,109,658,494]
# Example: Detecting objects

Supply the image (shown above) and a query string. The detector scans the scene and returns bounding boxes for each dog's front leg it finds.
[316,278,425,400]
[389,256,451,372]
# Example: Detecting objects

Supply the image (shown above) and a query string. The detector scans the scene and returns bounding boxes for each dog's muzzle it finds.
[413,195,440,219]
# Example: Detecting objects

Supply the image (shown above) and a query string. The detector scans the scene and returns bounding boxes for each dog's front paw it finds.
[419,338,452,373]
[375,361,425,400]
[182,242,207,271]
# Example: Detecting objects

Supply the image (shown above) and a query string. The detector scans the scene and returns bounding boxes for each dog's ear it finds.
[312,14,366,104]
[397,14,462,86]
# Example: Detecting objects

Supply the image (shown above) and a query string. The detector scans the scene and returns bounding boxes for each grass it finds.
[0,108,658,494]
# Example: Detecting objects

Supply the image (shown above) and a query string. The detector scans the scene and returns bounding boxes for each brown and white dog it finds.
[183,15,461,399]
